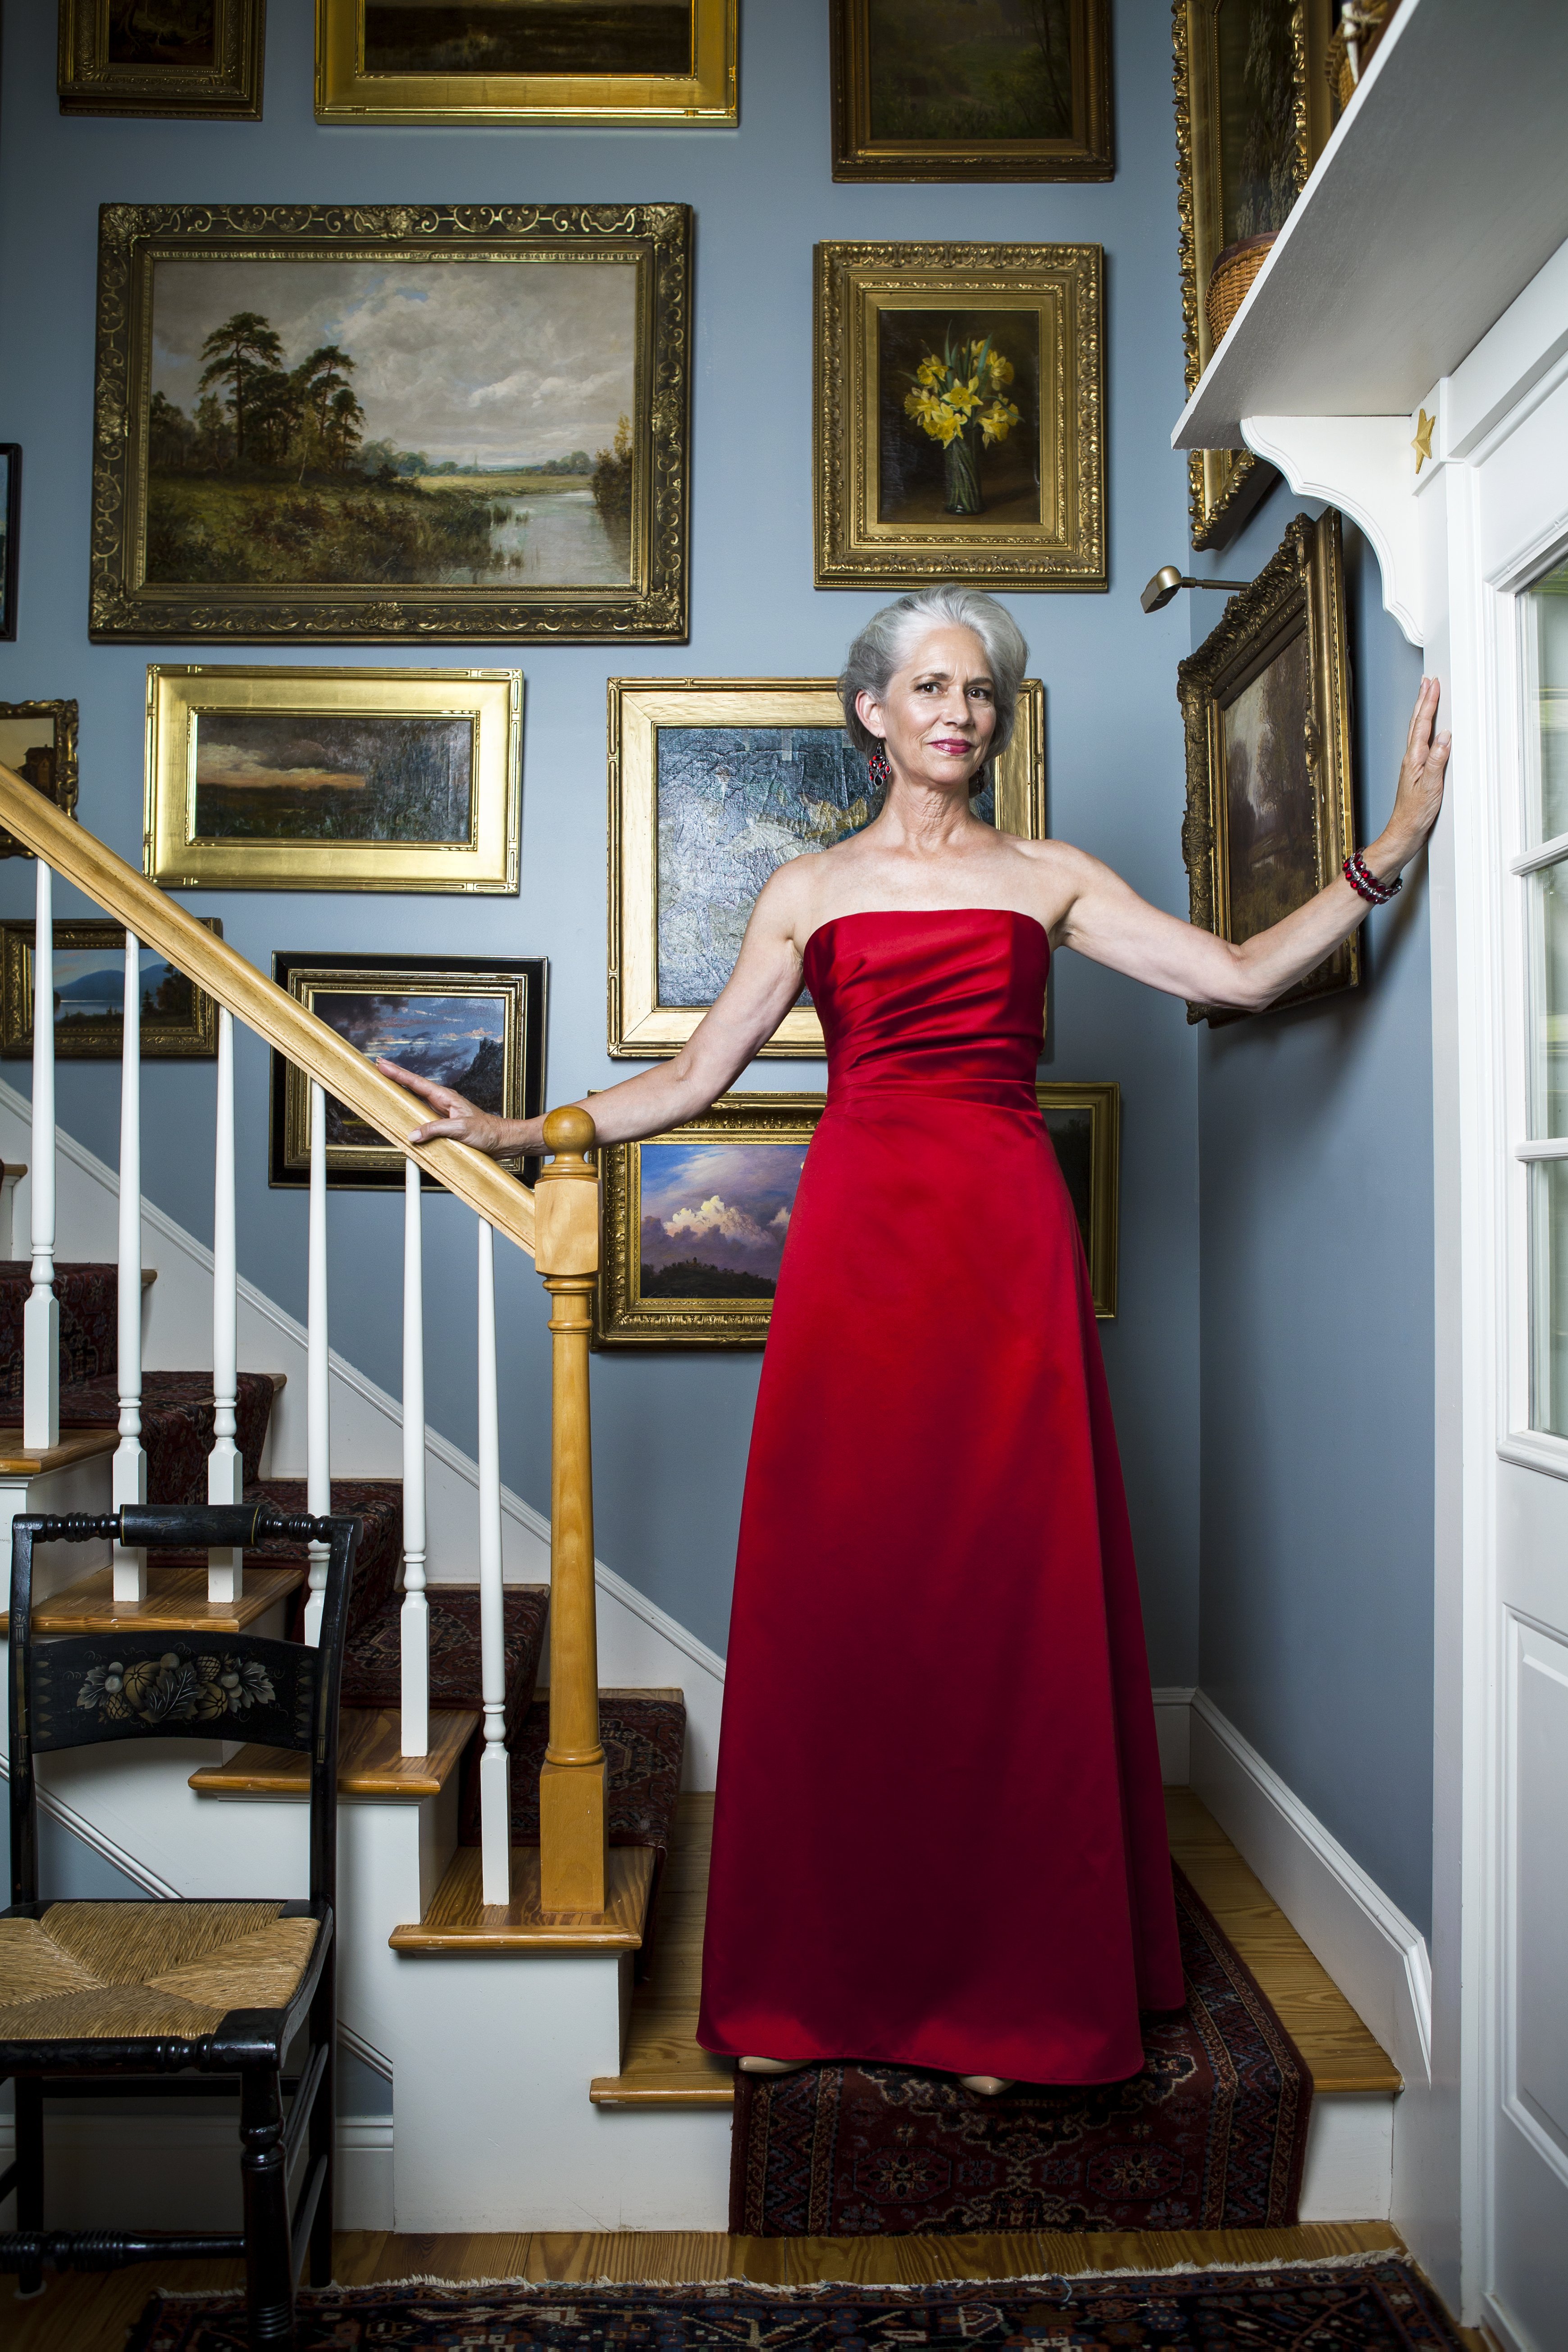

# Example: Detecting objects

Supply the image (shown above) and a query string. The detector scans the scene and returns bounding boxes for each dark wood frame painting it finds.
[1,918,223,1060]
[269,952,546,1189]
[1178,508,1356,1026]
[90,203,692,646]
[1036,1079,1119,1318]
[830,0,1112,182]
[59,0,266,119]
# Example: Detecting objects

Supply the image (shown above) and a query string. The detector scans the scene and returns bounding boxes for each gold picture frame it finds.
[1037,1079,1119,1319]
[144,666,522,894]
[316,0,736,127]
[608,675,1047,1058]
[2,919,222,1060]
[0,701,79,861]
[1172,0,1333,550]
[596,1091,822,1348]
[89,202,692,646]
[830,0,1112,182]
[59,0,265,119]
[1178,509,1355,1027]
[269,953,546,1189]
[814,241,1104,592]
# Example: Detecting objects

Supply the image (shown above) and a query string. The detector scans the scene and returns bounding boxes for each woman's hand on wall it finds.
[1361,675,1451,884]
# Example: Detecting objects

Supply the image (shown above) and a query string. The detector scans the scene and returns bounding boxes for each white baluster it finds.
[477,1217,510,1905]
[112,931,147,1602]
[22,860,58,1452]
[304,1079,331,1645]
[207,1007,243,1603]
[400,1156,428,1756]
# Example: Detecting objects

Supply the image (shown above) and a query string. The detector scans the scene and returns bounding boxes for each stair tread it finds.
[0,1426,119,1479]
[391,1845,656,1954]
[588,1790,1402,2110]
[190,1705,480,1800]
[27,1559,305,1635]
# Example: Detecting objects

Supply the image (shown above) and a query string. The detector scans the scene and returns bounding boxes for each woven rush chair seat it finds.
[0,1901,318,2044]
[0,1500,360,2351]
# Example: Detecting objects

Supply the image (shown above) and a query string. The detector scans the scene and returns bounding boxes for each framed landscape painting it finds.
[596,1093,822,1347]
[1036,1079,1119,1317]
[269,952,546,1188]
[0,701,79,860]
[1178,509,1355,1026]
[814,241,1104,590]
[90,203,692,644]
[0,449,18,641]
[316,0,737,127]
[608,676,1047,1057]
[830,0,1112,182]
[59,0,265,117]
[1,918,222,1060]
[145,666,521,893]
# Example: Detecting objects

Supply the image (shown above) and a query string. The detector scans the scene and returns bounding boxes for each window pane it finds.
[1531,1159,1568,1436]
[1526,557,1568,843]
[1531,866,1568,1138]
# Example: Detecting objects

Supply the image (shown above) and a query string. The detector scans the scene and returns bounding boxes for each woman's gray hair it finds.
[837,585,1029,768]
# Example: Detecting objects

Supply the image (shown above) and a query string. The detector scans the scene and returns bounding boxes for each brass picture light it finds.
[1140,565,1251,615]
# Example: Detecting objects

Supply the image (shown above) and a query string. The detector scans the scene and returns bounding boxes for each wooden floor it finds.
[593,1787,1401,2106]
[11,2220,1490,2352]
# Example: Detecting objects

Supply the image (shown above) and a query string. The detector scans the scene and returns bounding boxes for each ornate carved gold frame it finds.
[607,676,1048,1058]
[59,0,264,118]
[829,0,1112,183]
[813,241,1104,591]
[1171,0,1333,550]
[90,203,691,645]
[1037,1079,1120,1319]
[0,700,79,861]
[1178,508,1357,1027]
[315,0,736,128]
[1,918,222,1060]
[595,1091,824,1348]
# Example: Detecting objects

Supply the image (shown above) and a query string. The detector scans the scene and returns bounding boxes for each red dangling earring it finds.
[866,745,893,790]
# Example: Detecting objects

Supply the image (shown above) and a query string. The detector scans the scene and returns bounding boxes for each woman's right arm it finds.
[379,865,813,1158]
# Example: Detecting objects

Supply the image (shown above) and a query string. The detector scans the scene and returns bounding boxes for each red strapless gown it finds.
[696,909,1183,2083]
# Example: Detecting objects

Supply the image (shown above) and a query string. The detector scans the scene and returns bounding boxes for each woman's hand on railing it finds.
[377,1060,543,1159]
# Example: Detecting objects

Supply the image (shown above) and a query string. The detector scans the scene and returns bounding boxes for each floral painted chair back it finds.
[7,1503,359,1913]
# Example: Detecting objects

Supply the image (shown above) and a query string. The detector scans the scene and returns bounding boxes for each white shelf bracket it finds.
[1241,413,1427,649]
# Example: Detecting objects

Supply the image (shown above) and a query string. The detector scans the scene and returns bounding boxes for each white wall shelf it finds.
[1174,0,1568,454]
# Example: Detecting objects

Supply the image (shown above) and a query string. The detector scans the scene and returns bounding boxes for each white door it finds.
[1475,367,1568,2350]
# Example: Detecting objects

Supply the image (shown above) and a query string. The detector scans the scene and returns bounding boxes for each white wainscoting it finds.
[0,1080,726,1787]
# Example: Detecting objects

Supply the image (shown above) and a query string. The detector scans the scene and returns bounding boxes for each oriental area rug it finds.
[731,1869,1310,2235]
[127,2263,1465,2351]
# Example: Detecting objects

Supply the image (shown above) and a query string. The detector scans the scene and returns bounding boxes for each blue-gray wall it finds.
[0,3,1207,1677]
[1191,502,1435,1933]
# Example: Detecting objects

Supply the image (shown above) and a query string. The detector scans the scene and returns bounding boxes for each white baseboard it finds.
[0,1079,726,1787]
[1151,1686,1194,1784]
[1188,1691,1433,2090]
[0,2112,394,2233]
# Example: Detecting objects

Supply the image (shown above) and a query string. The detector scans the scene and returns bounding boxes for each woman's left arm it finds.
[1056,677,1451,1011]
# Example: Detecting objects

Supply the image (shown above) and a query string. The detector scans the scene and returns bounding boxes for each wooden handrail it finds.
[0,763,536,1257]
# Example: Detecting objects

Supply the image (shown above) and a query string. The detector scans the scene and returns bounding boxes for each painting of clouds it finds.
[638,1139,807,1300]
[192,711,474,844]
[308,987,506,1149]
[1222,633,1317,944]
[656,725,998,1007]
[146,255,637,588]
[364,1,694,75]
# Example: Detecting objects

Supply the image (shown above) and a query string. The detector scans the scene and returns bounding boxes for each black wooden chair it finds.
[0,1500,359,2348]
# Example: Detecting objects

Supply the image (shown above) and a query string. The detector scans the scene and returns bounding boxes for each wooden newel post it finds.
[535,1104,607,1914]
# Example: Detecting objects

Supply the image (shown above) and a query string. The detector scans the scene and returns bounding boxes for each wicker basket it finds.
[1328,0,1399,113]
[1205,233,1276,348]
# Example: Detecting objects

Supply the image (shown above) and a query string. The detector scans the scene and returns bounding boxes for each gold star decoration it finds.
[1412,408,1436,473]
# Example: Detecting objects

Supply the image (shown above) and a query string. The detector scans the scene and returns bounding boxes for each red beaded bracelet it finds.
[1343,850,1402,906]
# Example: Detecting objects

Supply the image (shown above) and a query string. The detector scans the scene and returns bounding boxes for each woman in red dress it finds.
[385,587,1448,2091]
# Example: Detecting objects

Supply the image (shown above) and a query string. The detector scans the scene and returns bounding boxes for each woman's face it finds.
[857,624,998,795]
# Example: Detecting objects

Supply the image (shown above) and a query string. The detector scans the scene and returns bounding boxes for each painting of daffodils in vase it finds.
[879,308,1039,528]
